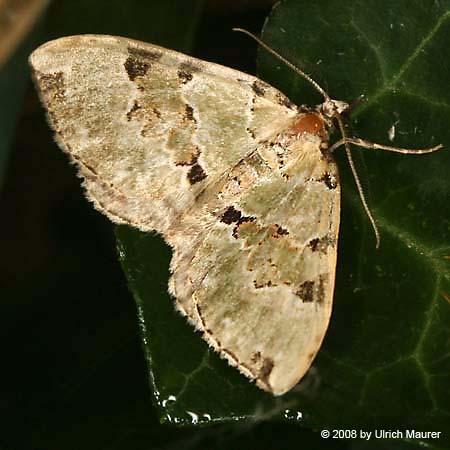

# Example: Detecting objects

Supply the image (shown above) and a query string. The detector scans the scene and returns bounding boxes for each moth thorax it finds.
[320,99,350,119]
[289,112,328,140]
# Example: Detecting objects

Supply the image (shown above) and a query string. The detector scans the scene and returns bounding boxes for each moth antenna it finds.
[232,28,331,102]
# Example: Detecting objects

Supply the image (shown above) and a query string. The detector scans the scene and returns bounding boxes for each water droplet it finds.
[161,394,177,407]
[186,410,199,424]
[284,409,303,421]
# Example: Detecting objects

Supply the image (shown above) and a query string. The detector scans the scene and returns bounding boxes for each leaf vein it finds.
[355,10,450,115]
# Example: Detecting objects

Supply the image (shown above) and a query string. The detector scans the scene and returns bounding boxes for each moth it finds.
[29,32,442,396]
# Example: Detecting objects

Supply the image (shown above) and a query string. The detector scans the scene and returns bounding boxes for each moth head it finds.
[319,99,350,120]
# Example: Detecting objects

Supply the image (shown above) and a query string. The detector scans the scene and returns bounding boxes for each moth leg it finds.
[327,135,443,248]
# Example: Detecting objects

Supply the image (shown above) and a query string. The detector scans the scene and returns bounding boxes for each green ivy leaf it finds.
[116,0,450,444]
[261,0,450,433]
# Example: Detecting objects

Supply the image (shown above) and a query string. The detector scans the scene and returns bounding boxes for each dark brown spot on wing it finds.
[309,237,321,252]
[253,279,277,289]
[275,225,289,236]
[296,281,315,302]
[184,104,195,121]
[188,162,207,184]
[318,172,338,189]
[309,235,334,253]
[295,276,327,303]
[128,46,162,61]
[124,56,150,81]
[252,80,266,96]
[221,206,242,224]
[178,70,193,84]
[220,206,255,229]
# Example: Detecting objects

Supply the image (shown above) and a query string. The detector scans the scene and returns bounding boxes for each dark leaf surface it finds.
[260,0,450,436]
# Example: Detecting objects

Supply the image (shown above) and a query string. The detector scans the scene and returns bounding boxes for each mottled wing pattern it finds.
[29,35,297,234]
[170,129,340,395]
[30,35,340,395]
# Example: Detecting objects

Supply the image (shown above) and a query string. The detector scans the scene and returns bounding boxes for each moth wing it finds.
[29,34,298,234]
[170,133,341,395]
[31,35,340,395]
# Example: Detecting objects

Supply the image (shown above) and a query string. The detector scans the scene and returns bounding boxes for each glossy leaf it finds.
[260,0,450,437]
